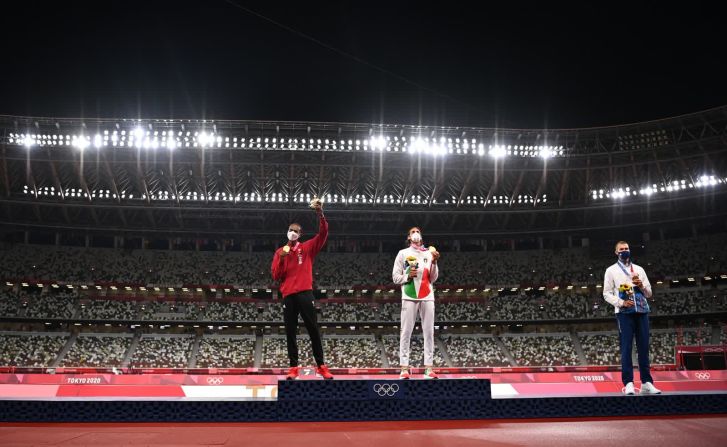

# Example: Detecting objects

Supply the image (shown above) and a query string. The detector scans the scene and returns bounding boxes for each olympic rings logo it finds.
[373,383,400,397]
[694,372,711,380]
[206,376,224,385]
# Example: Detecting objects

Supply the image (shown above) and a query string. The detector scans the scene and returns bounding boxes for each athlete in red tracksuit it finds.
[271,200,333,380]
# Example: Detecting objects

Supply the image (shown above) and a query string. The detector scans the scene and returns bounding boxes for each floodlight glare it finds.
[372,136,386,150]
[74,136,89,150]
[490,145,506,158]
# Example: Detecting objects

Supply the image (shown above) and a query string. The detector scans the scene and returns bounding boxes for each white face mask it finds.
[410,232,422,243]
[287,230,299,241]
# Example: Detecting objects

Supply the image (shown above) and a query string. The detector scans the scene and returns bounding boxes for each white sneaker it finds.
[639,382,662,395]
[622,382,635,395]
[423,367,439,379]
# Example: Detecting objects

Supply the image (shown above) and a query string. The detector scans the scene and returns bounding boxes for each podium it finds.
[275,379,727,421]
[2,378,727,422]
[277,379,492,421]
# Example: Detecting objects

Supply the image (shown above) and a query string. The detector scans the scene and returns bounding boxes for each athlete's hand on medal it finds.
[631,275,643,288]
[429,246,440,263]
[280,245,291,257]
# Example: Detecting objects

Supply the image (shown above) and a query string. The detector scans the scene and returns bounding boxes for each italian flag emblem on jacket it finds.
[404,255,432,299]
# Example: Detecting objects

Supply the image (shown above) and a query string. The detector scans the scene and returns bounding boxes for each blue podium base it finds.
[1,379,726,422]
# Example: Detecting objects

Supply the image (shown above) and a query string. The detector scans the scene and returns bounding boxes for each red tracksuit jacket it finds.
[271,214,328,297]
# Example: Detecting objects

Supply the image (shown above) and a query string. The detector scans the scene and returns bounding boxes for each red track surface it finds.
[2,416,727,446]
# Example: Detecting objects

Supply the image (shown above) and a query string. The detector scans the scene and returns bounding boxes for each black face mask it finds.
[618,250,631,261]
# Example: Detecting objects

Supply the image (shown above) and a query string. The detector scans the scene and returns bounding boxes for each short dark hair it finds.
[614,240,628,251]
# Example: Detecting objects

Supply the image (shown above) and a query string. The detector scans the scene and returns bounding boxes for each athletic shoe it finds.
[285,366,300,380]
[399,369,410,380]
[639,382,662,395]
[316,364,334,380]
[423,367,439,379]
[622,382,635,395]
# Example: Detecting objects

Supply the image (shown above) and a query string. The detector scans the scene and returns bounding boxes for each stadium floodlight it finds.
[411,137,428,154]
[700,175,717,186]
[432,142,446,156]
[372,135,386,151]
[489,145,506,158]
[23,135,34,148]
[73,135,89,150]
[197,132,210,148]
[94,134,103,148]
[611,189,627,199]
[540,147,552,159]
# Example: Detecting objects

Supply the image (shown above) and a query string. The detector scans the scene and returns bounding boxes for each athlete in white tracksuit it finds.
[392,227,440,379]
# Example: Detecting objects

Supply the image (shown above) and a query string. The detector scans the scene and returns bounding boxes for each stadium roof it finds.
[1,107,726,238]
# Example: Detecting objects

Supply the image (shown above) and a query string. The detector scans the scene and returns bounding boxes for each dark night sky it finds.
[2,1,725,128]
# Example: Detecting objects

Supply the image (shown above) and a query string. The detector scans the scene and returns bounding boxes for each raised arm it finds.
[307,213,328,257]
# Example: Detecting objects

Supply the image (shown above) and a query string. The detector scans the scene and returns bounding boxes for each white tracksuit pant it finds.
[399,299,435,367]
